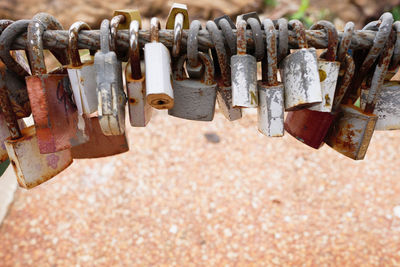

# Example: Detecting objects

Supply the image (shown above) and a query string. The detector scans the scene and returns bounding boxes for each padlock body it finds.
[126,65,152,127]
[285,109,336,149]
[5,126,73,189]
[257,82,284,137]
[169,79,217,121]
[67,62,98,115]
[26,74,79,154]
[280,48,322,111]
[95,50,126,136]
[144,42,174,109]
[325,105,377,160]
[231,54,258,108]
[71,116,129,159]
[308,59,340,112]
[216,82,242,121]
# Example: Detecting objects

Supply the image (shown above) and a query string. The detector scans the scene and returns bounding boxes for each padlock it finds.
[95,19,126,136]
[308,21,340,112]
[0,19,32,118]
[67,21,98,116]
[257,19,284,137]
[279,19,322,111]
[25,13,83,154]
[168,52,217,121]
[166,3,189,57]
[113,9,141,29]
[0,65,73,189]
[145,17,174,109]
[284,21,356,149]
[231,19,258,108]
[325,26,395,160]
[126,19,152,127]
[206,20,242,121]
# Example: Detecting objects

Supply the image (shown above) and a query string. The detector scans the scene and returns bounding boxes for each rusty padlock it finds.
[25,13,83,154]
[280,19,322,111]
[325,25,395,160]
[285,21,356,149]
[257,19,284,137]
[166,3,189,58]
[206,20,242,121]
[126,19,152,127]
[308,21,340,112]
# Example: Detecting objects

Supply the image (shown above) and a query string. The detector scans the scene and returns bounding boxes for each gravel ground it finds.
[1,109,400,266]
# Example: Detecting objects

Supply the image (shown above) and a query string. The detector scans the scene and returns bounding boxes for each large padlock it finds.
[168,52,217,121]
[95,19,126,136]
[206,20,242,121]
[166,3,189,57]
[67,21,97,116]
[308,21,340,112]
[25,13,82,154]
[231,19,258,108]
[145,17,174,109]
[284,21,356,149]
[257,19,284,137]
[126,18,152,127]
[0,65,73,189]
[279,19,322,111]
[325,25,395,160]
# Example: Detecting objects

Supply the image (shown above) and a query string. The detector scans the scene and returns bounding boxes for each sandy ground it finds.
[0,108,400,266]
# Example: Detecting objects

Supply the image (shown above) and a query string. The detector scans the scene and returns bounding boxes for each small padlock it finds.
[0,65,73,189]
[26,13,82,154]
[67,21,98,116]
[166,3,189,57]
[169,52,217,121]
[231,19,258,108]
[206,20,242,121]
[279,19,322,111]
[257,19,284,137]
[145,17,174,109]
[126,19,152,127]
[325,25,395,160]
[308,21,340,113]
[95,19,126,136]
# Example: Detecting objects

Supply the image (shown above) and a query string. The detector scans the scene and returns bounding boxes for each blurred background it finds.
[1,0,400,266]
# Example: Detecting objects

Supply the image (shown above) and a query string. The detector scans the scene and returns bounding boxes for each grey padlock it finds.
[145,17,174,109]
[257,19,284,137]
[280,20,322,111]
[94,19,126,136]
[168,52,217,121]
[206,21,242,121]
[231,19,258,108]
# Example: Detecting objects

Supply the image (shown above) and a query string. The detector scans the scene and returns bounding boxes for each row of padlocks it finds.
[0,4,398,189]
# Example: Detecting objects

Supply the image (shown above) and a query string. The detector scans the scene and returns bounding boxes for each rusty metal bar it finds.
[7,28,378,52]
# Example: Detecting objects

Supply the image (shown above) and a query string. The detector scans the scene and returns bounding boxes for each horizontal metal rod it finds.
[9,29,378,53]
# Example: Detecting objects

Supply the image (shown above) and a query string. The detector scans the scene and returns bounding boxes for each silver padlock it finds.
[280,20,322,111]
[257,19,284,137]
[145,17,174,109]
[308,21,340,113]
[126,20,152,127]
[231,19,258,108]
[94,19,126,136]
[206,21,242,121]
[67,21,98,116]
[169,52,217,121]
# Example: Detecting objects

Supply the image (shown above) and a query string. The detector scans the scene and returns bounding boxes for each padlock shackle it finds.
[236,19,247,55]
[173,52,214,84]
[99,19,111,54]
[275,18,288,63]
[288,19,307,49]
[171,13,184,57]
[129,20,142,80]
[215,16,237,55]
[110,15,125,53]
[389,21,400,71]
[0,19,31,77]
[332,54,355,111]
[337,21,354,62]
[68,21,92,67]
[150,17,161,43]
[187,20,202,68]
[246,17,264,61]
[310,20,338,61]
[262,19,278,86]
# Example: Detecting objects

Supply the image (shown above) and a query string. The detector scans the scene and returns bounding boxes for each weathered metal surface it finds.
[166,3,189,57]
[186,20,204,79]
[95,19,126,135]
[275,18,288,63]
[145,18,174,110]
[215,15,236,55]
[113,9,142,30]
[246,17,264,61]
[231,19,258,108]
[168,52,216,121]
